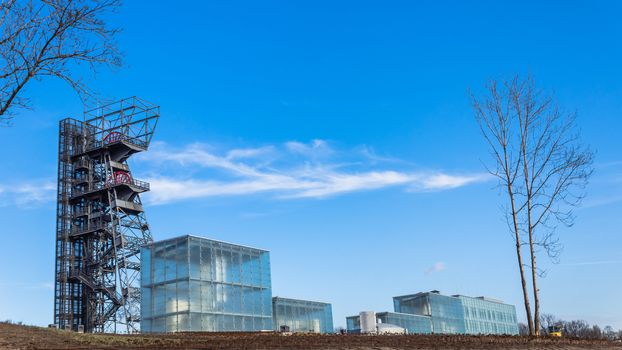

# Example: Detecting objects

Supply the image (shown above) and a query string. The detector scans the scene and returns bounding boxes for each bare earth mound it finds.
[1,323,621,350]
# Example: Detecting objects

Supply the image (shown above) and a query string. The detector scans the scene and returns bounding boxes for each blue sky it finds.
[0,0,621,330]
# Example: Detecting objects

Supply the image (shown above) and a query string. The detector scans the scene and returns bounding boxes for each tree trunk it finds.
[529,235,541,336]
[507,183,534,335]
[520,114,539,337]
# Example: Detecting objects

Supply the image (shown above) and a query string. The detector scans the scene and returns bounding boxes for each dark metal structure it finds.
[53,97,159,333]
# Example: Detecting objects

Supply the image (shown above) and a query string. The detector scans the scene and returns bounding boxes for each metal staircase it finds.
[54,97,159,333]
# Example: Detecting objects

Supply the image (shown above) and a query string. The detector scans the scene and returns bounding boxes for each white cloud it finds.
[417,173,492,191]
[0,140,490,208]
[288,171,413,198]
[558,260,622,267]
[138,141,490,204]
[226,146,274,160]
[358,145,404,164]
[285,139,333,158]
[0,180,56,208]
[0,281,54,290]
[425,262,446,275]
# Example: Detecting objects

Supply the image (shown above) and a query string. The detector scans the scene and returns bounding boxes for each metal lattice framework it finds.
[54,97,159,333]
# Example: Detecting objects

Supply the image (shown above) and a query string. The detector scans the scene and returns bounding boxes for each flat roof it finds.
[393,291,509,305]
[377,311,431,318]
[147,234,269,252]
[345,311,431,319]
[272,296,332,306]
[392,291,429,300]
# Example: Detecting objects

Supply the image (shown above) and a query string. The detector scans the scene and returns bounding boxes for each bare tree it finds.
[471,75,593,336]
[603,326,617,341]
[471,77,535,335]
[0,0,121,124]
[518,322,529,336]
[540,313,560,335]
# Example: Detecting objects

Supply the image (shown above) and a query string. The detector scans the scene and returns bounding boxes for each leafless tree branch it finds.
[0,0,122,125]
[471,74,593,336]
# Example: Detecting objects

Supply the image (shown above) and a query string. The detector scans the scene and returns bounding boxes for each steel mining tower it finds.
[53,97,159,333]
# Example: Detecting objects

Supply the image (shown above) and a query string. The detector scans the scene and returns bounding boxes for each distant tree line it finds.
[518,314,622,340]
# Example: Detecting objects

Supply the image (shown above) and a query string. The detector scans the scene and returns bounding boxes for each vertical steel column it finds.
[54,97,159,333]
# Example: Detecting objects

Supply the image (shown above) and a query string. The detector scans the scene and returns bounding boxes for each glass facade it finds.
[345,312,432,334]
[378,312,432,334]
[141,235,273,332]
[392,291,519,335]
[272,297,333,333]
[346,315,360,332]
[394,292,465,334]
[458,296,518,335]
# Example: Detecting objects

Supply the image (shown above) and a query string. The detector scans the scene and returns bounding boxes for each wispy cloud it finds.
[0,180,56,208]
[425,262,447,275]
[582,195,622,208]
[0,282,54,290]
[285,139,333,158]
[137,140,490,205]
[0,140,490,208]
[226,146,274,160]
[558,260,622,267]
[358,145,406,165]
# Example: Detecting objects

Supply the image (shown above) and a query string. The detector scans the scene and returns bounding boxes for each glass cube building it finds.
[272,297,333,333]
[140,235,273,332]
[346,312,433,334]
[393,291,518,335]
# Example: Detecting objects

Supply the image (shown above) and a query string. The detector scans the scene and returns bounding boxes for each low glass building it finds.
[394,291,466,334]
[140,235,273,332]
[346,312,432,334]
[272,297,333,333]
[457,295,519,335]
[393,290,518,335]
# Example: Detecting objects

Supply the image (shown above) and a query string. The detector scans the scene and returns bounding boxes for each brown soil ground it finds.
[1,323,621,350]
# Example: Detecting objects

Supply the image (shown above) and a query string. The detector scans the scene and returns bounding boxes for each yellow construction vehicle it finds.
[548,324,563,337]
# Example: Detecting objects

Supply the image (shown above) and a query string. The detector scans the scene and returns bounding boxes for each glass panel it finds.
[141,247,151,285]
[190,313,202,331]
[178,313,189,331]
[165,242,177,282]
[141,287,152,318]
[177,280,189,312]
[152,317,165,332]
[165,282,177,314]
[200,243,212,280]
[153,284,166,316]
[189,239,201,279]
[177,240,189,279]
[141,318,152,333]
[189,280,201,312]
[166,314,177,332]
[153,245,166,284]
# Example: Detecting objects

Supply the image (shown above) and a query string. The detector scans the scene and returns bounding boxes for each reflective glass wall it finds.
[458,296,518,335]
[393,291,519,335]
[378,312,432,334]
[346,315,360,332]
[394,292,466,334]
[272,297,333,333]
[345,312,432,334]
[141,235,273,332]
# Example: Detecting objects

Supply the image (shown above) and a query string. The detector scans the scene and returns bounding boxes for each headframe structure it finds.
[53,97,159,333]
